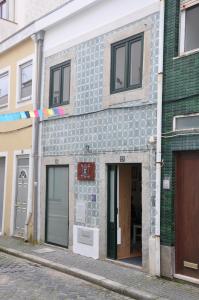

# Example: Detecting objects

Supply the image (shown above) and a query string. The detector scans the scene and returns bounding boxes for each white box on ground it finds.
[73,225,99,259]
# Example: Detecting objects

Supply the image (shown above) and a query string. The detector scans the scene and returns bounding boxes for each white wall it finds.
[0,0,70,42]
[44,0,159,56]
[15,0,70,28]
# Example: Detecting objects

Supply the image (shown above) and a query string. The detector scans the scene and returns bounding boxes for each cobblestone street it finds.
[0,253,132,300]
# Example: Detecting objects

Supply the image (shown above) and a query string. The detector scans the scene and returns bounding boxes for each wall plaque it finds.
[77,228,94,246]
[120,156,125,162]
[77,162,95,181]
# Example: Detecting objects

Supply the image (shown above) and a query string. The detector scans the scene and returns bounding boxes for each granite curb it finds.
[0,245,167,300]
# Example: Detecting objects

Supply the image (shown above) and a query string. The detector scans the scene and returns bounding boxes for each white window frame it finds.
[0,0,8,19]
[16,55,35,107]
[179,0,199,55]
[0,66,10,111]
[173,113,199,131]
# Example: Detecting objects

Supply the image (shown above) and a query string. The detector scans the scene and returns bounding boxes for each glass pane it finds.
[130,40,142,86]
[47,167,54,201]
[109,168,116,223]
[185,5,199,52]
[52,69,61,105]
[0,72,8,106]
[21,63,32,84]
[0,1,7,19]
[17,157,29,166]
[62,65,70,104]
[175,115,199,130]
[47,167,69,247]
[21,82,32,99]
[114,46,126,90]
[21,62,32,99]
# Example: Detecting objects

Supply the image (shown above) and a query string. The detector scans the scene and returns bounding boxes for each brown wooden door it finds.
[176,152,199,279]
[117,165,132,259]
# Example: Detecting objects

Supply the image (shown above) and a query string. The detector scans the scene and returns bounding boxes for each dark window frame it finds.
[110,33,144,94]
[49,60,71,108]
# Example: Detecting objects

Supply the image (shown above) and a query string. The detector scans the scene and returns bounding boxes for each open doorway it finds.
[107,164,142,266]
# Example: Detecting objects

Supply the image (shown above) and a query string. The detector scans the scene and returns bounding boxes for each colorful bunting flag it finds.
[34,109,39,118]
[47,109,54,116]
[29,111,35,118]
[0,106,65,122]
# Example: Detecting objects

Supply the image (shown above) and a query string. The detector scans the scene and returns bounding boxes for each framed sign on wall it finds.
[77,162,95,181]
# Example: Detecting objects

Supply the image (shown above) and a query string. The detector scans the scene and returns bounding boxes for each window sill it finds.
[49,102,69,108]
[0,104,8,110]
[173,47,199,60]
[18,96,32,102]
[110,84,142,95]
[43,103,73,121]
[0,17,17,24]
[103,86,145,108]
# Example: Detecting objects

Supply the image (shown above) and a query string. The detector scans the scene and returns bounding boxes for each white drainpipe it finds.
[24,30,45,242]
[154,0,165,276]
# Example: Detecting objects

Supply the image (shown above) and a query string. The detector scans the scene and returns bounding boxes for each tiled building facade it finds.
[41,7,160,273]
[161,0,199,281]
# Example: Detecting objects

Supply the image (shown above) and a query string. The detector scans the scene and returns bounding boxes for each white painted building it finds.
[0,0,70,41]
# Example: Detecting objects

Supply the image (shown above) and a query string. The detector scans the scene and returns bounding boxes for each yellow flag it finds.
[29,111,35,118]
[47,109,54,116]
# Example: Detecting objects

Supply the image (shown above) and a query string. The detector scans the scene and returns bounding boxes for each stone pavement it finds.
[0,237,198,300]
[0,252,133,300]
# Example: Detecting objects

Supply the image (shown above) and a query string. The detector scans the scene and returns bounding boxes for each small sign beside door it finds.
[77,162,95,181]
[163,177,170,190]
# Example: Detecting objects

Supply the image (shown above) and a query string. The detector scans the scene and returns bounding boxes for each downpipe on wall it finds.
[24,30,45,243]
[149,0,165,277]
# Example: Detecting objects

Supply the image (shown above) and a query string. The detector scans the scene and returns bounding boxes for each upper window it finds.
[0,0,7,19]
[19,60,33,102]
[0,71,8,107]
[50,61,71,107]
[111,33,143,94]
[174,114,199,131]
[180,3,199,54]
[185,4,199,52]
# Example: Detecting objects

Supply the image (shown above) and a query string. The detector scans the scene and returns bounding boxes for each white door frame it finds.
[10,149,31,236]
[0,152,8,235]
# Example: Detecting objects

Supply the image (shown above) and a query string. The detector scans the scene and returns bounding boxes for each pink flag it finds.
[58,107,65,116]
[34,109,39,117]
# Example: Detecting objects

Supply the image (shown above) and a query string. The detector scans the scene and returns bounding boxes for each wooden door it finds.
[176,152,199,279]
[117,165,132,259]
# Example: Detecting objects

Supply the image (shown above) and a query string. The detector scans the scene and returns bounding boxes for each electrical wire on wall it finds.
[162,129,199,139]
[0,124,32,134]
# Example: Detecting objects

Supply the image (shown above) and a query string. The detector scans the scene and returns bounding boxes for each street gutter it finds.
[0,246,167,300]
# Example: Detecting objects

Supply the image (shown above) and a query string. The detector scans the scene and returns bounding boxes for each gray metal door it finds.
[14,156,29,237]
[46,166,69,247]
[0,157,5,233]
